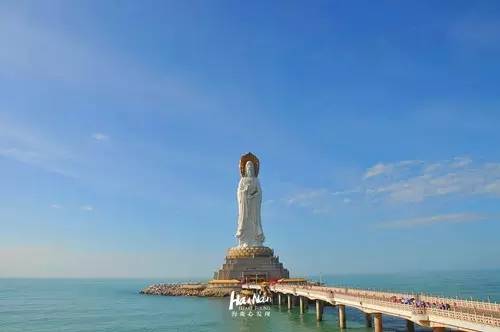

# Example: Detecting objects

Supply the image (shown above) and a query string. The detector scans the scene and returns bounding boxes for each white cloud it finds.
[92,133,109,141]
[366,158,500,203]
[286,157,500,214]
[364,162,393,178]
[377,213,485,229]
[451,156,472,168]
[423,163,442,174]
[332,188,362,196]
[50,204,62,209]
[81,205,94,212]
[363,160,421,179]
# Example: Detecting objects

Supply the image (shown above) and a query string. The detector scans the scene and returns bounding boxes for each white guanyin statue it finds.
[235,153,265,247]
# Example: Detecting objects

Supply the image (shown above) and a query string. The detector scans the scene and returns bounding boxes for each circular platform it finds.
[227,246,274,258]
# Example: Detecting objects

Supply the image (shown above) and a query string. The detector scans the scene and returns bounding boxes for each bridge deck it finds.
[242,283,500,332]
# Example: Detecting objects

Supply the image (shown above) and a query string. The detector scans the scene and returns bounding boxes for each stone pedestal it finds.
[213,246,289,281]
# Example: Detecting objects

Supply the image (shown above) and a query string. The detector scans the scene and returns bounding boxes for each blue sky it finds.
[1,1,500,278]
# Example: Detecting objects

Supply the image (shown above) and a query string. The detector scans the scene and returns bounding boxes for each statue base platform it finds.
[213,246,289,282]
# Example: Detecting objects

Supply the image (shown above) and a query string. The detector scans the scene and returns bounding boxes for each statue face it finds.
[245,161,255,177]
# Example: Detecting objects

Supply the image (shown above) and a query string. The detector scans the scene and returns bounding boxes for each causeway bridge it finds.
[242,283,500,332]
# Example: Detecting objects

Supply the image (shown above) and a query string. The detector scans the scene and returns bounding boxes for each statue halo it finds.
[239,152,260,177]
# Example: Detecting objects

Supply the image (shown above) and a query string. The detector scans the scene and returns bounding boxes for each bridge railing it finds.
[309,286,415,303]
[271,285,416,312]
[427,307,500,327]
[266,284,500,326]
[421,295,500,312]
[334,292,415,312]
[306,285,500,313]
[271,285,334,301]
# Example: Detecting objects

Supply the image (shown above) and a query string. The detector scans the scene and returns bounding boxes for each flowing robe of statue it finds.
[236,161,265,247]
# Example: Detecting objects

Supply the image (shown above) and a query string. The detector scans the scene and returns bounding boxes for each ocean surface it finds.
[1,270,499,332]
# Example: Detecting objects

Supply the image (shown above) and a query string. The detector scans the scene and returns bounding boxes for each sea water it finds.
[1,270,499,332]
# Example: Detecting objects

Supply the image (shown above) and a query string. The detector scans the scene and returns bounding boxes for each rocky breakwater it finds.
[140,282,240,297]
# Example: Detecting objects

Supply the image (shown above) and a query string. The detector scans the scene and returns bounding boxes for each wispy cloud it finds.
[0,10,212,113]
[50,204,62,209]
[92,133,109,141]
[286,189,342,215]
[364,162,393,179]
[286,189,328,206]
[377,213,486,229]
[365,157,500,203]
[0,117,76,177]
[451,156,472,168]
[286,156,500,214]
[364,160,422,179]
[81,205,94,212]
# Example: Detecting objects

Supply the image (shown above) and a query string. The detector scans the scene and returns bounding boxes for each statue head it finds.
[239,152,259,177]
[245,161,255,177]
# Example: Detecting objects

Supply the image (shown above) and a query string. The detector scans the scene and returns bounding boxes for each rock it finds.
[200,287,234,297]
[140,283,238,297]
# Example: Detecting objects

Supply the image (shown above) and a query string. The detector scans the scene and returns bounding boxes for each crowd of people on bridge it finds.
[390,296,453,310]
[296,285,457,311]
[272,283,500,321]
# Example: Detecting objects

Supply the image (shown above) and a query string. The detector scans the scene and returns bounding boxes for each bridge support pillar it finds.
[365,313,372,327]
[406,320,415,332]
[299,296,307,314]
[287,294,292,310]
[277,293,282,306]
[432,328,445,332]
[315,300,323,321]
[338,304,346,328]
[374,313,382,332]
